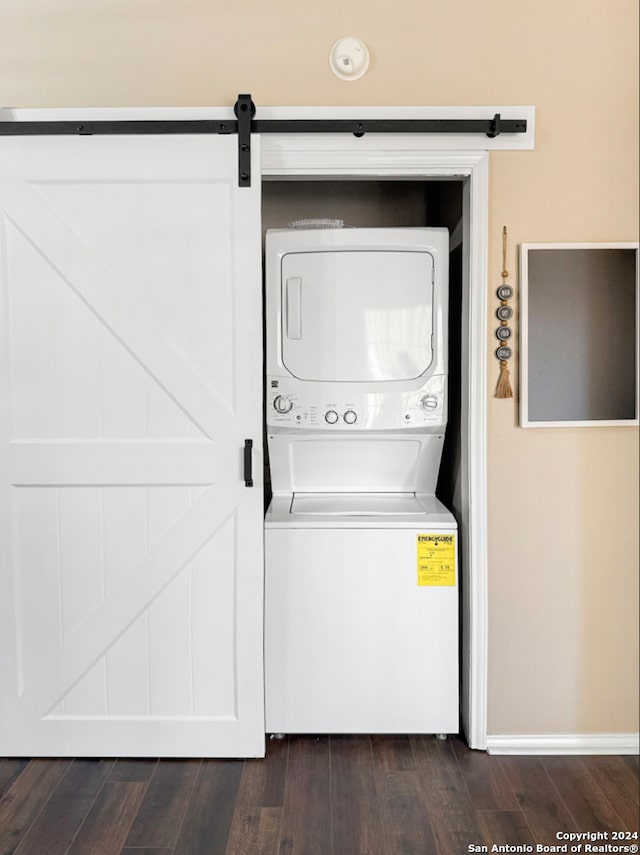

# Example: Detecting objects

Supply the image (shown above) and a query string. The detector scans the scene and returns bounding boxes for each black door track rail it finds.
[0,94,528,187]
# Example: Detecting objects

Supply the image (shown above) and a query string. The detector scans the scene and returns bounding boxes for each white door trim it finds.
[262,139,490,749]
[464,153,489,750]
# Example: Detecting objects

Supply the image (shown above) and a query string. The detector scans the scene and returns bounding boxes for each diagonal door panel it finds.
[3,194,235,441]
[13,485,241,720]
[31,180,235,392]
[4,215,209,441]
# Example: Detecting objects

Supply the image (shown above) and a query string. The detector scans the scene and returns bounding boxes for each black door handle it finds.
[244,439,253,487]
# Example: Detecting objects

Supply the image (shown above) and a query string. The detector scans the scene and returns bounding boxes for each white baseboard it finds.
[486,733,640,755]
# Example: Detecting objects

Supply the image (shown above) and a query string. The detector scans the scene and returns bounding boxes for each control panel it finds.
[266,376,447,431]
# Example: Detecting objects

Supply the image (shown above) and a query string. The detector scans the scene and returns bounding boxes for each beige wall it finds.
[1,0,638,735]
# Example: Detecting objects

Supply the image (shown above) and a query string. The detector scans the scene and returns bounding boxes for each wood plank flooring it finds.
[0,737,637,855]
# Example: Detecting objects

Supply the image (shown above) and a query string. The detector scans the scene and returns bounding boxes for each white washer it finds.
[265,494,458,734]
[264,226,458,734]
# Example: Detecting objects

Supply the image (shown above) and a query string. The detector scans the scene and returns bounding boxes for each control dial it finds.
[273,395,293,414]
[421,394,439,411]
[343,410,357,424]
[325,410,339,424]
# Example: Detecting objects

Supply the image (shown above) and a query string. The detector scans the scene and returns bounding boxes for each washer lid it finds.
[290,492,428,516]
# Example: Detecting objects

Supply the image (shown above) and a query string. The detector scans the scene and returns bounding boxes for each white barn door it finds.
[0,134,265,757]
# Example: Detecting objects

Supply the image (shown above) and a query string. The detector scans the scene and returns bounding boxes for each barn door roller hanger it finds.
[0,93,528,188]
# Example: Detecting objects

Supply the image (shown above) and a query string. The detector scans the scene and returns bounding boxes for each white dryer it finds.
[264,226,458,735]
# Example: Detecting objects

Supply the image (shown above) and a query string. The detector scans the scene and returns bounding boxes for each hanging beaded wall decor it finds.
[494,226,514,398]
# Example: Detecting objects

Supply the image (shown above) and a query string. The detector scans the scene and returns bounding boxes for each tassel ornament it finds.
[495,359,513,398]
[494,226,514,399]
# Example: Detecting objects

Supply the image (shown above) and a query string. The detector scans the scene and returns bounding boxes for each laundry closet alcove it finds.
[0,103,535,757]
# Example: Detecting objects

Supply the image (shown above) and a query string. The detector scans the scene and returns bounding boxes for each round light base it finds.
[329,37,370,81]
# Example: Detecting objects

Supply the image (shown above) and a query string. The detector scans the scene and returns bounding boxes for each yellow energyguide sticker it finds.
[417,534,456,586]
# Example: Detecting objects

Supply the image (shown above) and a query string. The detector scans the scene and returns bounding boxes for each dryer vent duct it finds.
[288,219,345,229]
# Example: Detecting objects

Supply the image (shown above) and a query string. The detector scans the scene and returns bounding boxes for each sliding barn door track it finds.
[0,94,528,187]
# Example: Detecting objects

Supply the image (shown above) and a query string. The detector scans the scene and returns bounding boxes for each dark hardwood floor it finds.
[0,737,637,855]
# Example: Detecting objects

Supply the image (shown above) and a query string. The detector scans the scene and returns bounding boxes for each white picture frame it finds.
[519,242,639,428]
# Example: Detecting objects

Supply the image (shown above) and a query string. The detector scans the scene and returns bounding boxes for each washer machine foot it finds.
[436,733,447,741]
[270,733,286,740]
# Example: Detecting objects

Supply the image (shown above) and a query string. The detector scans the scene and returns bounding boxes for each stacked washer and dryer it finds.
[264,224,458,736]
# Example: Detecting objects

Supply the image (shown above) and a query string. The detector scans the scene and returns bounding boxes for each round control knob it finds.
[421,394,439,411]
[325,410,339,424]
[273,395,293,414]
[343,410,357,425]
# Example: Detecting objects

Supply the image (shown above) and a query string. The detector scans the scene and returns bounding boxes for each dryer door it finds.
[281,250,434,382]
